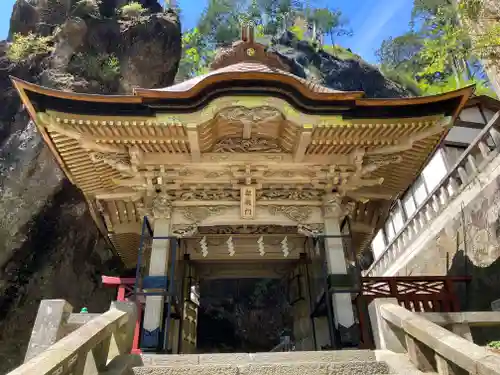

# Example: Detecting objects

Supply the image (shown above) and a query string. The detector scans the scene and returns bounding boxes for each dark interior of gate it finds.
[102,215,468,354]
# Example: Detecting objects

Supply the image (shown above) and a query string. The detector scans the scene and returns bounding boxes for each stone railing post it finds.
[79,301,138,375]
[372,302,500,375]
[367,298,405,353]
[109,301,138,355]
[24,299,73,363]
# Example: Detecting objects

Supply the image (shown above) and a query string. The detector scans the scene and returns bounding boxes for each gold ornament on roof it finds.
[246,48,256,56]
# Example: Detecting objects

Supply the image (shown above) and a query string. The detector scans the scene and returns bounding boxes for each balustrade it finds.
[365,112,500,277]
[369,298,500,374]
[8,300,137,375]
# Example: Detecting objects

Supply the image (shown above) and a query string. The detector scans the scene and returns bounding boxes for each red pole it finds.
[131,302,143,354]
[117,284,126,301]
[102,276,142,354]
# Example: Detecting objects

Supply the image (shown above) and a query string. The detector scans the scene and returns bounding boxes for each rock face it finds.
[275,31,414,98]
[395,172,500,344]
[0,1,181,373]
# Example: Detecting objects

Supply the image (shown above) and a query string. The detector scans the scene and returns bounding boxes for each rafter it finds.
[186,123,201,162]
[293,124,313,162]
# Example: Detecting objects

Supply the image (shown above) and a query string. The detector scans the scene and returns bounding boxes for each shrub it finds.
[101,55,120,82]
[380,67,423,96]
[487,341,500,349]
[7,33,53,62]
[322,44,361,61]
[70,52,120,82]
[120,2,146,19]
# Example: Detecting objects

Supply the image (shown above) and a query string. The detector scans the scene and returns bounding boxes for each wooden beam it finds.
[141,152,362,166]
[294,124,313,162]
[187,123,201,162]
[366,116,451,156]
[92,136,188,143]
[111,222,142,234]
[94,191,143,200]
[242,122,252,139]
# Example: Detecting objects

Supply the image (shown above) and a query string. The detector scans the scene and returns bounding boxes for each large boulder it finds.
[0,1,181,373]
[275,31,414,98]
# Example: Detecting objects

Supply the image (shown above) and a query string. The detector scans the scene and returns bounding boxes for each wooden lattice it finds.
[355,276,471,349]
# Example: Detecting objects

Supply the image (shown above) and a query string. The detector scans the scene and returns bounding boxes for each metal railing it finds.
[365,111,500,277]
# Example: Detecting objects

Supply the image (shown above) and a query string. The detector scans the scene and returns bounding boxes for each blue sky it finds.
[0,0,413,64]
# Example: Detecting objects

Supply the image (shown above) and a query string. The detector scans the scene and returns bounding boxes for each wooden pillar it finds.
[322,193,356,347]
[291,263,314,351]
[181,263,199,354]
[142,200,172,350]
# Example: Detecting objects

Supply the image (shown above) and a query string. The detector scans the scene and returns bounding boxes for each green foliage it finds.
[289,25,305,40]
[7,33,53,62]
[304,7,351,44]
[255,24,265,38]
[488,341,500,349]
[176,1,353,81]
[419,74,496,98]
[380,67,423,96]
[120,1,146,19]
[197,0,243,46]
[176,27,213,80]
[376,32,424,71]
[322,44,361,61]
[71,52,120,82]
[377,0,499,97]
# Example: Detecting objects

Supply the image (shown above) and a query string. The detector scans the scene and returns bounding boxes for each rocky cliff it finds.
[274,31,414,98]
[0,2,412,371]
[0,0,180,372]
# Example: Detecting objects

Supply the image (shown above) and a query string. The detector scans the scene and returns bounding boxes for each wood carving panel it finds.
[268,205,312,223]
[217,106,283,125]
[257,189,323,201]
[212,137,285,153]
[198,225,298,235]
[174,190,240,201]
[182,206,228,223]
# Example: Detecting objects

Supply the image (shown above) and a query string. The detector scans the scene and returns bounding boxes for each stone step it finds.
[133,361,393,375]
[141,350,378,366]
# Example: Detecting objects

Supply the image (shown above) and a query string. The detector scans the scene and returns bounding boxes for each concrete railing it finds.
[366,111,500,277]
[7,299,137,375]
[369,298,500,374]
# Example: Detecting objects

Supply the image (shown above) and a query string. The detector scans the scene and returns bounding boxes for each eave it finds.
[10,75,475,267]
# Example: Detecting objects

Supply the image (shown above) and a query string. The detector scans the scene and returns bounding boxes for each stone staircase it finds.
[131,350,414,375]
[15,299,500,375]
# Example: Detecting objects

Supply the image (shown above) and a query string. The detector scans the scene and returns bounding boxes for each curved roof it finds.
[135,25,360,100]
[134,62,363,102]
[143,63,344,94]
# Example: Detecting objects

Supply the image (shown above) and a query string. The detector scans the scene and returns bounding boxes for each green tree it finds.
[198,0,244,46]
[306,7,351,44]
[377,0,499,97]
[376,32,424,71]
[176,27,213,80]
[176,0,352,81]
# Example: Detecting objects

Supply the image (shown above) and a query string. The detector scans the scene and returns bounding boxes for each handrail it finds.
[365,111,500,276]
[8,302,136,375]
[376,301,500,374]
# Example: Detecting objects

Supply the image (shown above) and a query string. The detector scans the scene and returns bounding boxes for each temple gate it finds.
[12,24,473,353]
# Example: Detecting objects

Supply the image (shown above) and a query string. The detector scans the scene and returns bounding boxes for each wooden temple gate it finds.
[355,276,471,348]
[102,274,471,352]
